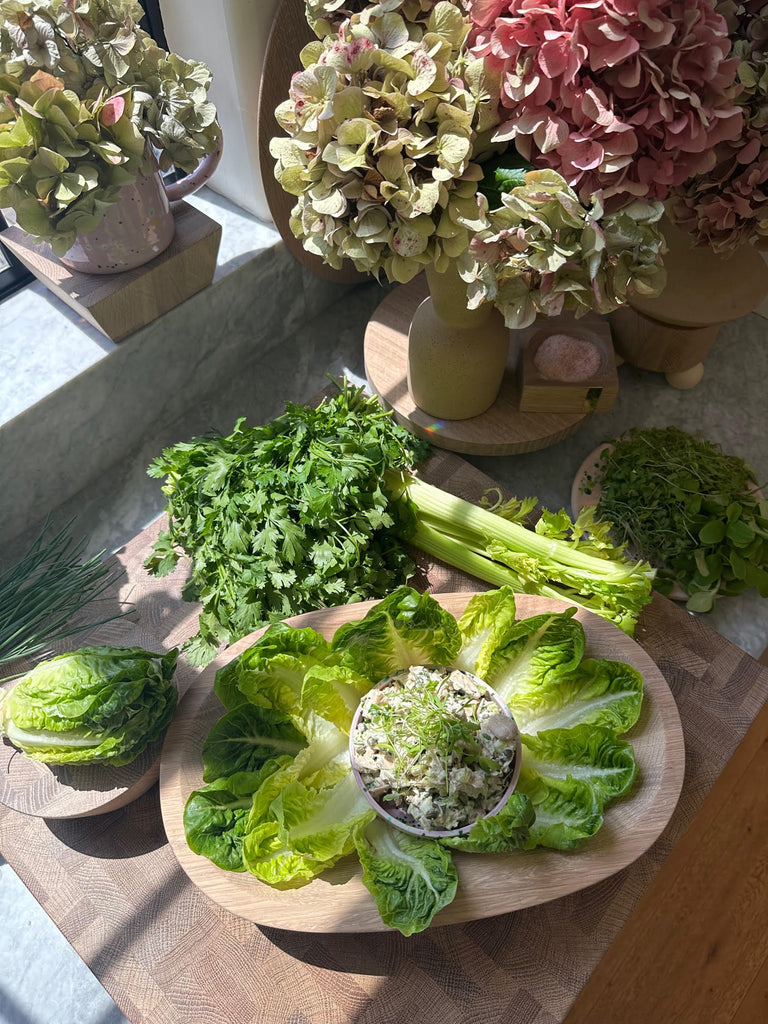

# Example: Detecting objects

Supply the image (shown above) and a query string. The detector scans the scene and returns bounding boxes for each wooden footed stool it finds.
[608,217,768,388]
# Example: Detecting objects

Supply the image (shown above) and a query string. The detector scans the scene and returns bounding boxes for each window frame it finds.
[138,0,169,49]
[0,215,33,302]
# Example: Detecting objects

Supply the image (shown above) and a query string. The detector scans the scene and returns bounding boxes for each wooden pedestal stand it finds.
[1,201,221,342]
[608,217,768,389]
[364,276,589,456]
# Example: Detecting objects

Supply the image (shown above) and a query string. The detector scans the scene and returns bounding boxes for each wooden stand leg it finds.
[665,363,705,389]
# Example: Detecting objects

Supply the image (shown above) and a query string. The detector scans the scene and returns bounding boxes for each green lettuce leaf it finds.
[201,704,307,783]
[516,768,604,850]
[300,663,374,734]
[509,658,644,736]
[243,767,374,885]
[354,817,459,936]
[453,586,518,678]
[183,761,290,872]
[485,610,586,707]
[521,725,638,806]
[331,586,461,681]
[441,791,534,853]
[216,622,336,718]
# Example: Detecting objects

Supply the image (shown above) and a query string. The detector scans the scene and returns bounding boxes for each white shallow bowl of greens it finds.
[349,665,522,839]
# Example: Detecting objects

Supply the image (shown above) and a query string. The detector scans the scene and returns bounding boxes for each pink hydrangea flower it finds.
[466,0,743,208]
[668,127,768,251]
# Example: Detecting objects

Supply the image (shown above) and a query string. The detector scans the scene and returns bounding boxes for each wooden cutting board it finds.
[0,446,765,1024]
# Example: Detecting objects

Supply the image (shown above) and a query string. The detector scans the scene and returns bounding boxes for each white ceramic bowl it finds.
[349,666,522,839]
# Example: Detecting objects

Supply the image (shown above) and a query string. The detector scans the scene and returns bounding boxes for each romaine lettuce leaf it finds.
[300,663,373,734]
[441,791,534,853]
[331,586,461,681]
[516,767,604,850]
[184,761,290,871]
[354,817,459,935]
[243,767,374,885]
[509,658,644,736]
[485,610,585,707]
[201,704,307,783]
[453,586,518,677]
[521,725,638,806]
[214,622,336,715]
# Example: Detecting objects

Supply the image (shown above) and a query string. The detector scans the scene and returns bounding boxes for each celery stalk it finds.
[410,521,641,634]
[403,476,650,583]
[387,472,655,635]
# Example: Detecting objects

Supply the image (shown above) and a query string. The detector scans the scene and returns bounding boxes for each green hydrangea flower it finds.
[0,0,220,252]
[461,169,667,329]
[305,0,443,39]
[272,1,499,283]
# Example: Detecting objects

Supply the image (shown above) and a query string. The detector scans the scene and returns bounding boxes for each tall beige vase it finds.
[407,262,510,420]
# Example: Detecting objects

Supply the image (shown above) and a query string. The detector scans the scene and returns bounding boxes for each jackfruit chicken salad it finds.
[184,586,645,936]
[351,665,519,834]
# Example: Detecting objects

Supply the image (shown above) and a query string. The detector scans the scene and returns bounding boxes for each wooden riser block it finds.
[1,201,221,342]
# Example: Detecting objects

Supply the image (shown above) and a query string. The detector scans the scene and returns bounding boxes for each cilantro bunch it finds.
[585,426,768,613]
[145,382,429,666]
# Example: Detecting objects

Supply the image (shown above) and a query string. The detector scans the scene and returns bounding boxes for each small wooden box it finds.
[517,312,618,414]
[1,201,221,342]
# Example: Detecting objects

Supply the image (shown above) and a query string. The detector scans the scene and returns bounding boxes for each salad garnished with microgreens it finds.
[183,586,644,936]
[351,666,519,834]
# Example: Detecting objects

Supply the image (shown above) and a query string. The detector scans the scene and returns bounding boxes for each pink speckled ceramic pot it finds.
[59,137,223,275]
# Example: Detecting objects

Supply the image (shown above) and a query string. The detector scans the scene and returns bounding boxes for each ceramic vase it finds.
[407,262,510,420]
[50,139,221,275]
[608,215,768,388]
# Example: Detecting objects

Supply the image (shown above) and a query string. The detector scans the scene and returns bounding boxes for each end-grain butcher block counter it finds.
[1,448,766,1024]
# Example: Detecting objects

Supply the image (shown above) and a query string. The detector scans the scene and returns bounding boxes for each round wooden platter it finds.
[257,0,365,285]
[364,277,588,456]
[159,592,685,934]
[0,619,194,819]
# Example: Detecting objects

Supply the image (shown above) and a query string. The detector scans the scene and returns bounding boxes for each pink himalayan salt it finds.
[533,334,602,383]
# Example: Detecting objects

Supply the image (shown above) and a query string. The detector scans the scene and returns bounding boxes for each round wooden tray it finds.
[364,278,588,455]
[159,592,685,934]
[0,621,189,819]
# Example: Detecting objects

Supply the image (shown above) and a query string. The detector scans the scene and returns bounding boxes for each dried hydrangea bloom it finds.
[667,1,768,252]
[465,0,743,210]
[305,0,443,39]
[459,170,667,329]
[272,2,500,282]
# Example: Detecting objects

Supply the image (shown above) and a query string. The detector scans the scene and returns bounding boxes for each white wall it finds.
[160,0,281,222]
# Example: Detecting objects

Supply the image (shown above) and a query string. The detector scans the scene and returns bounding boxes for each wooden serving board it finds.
[364,277,589,455]
[159,592,685,933]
